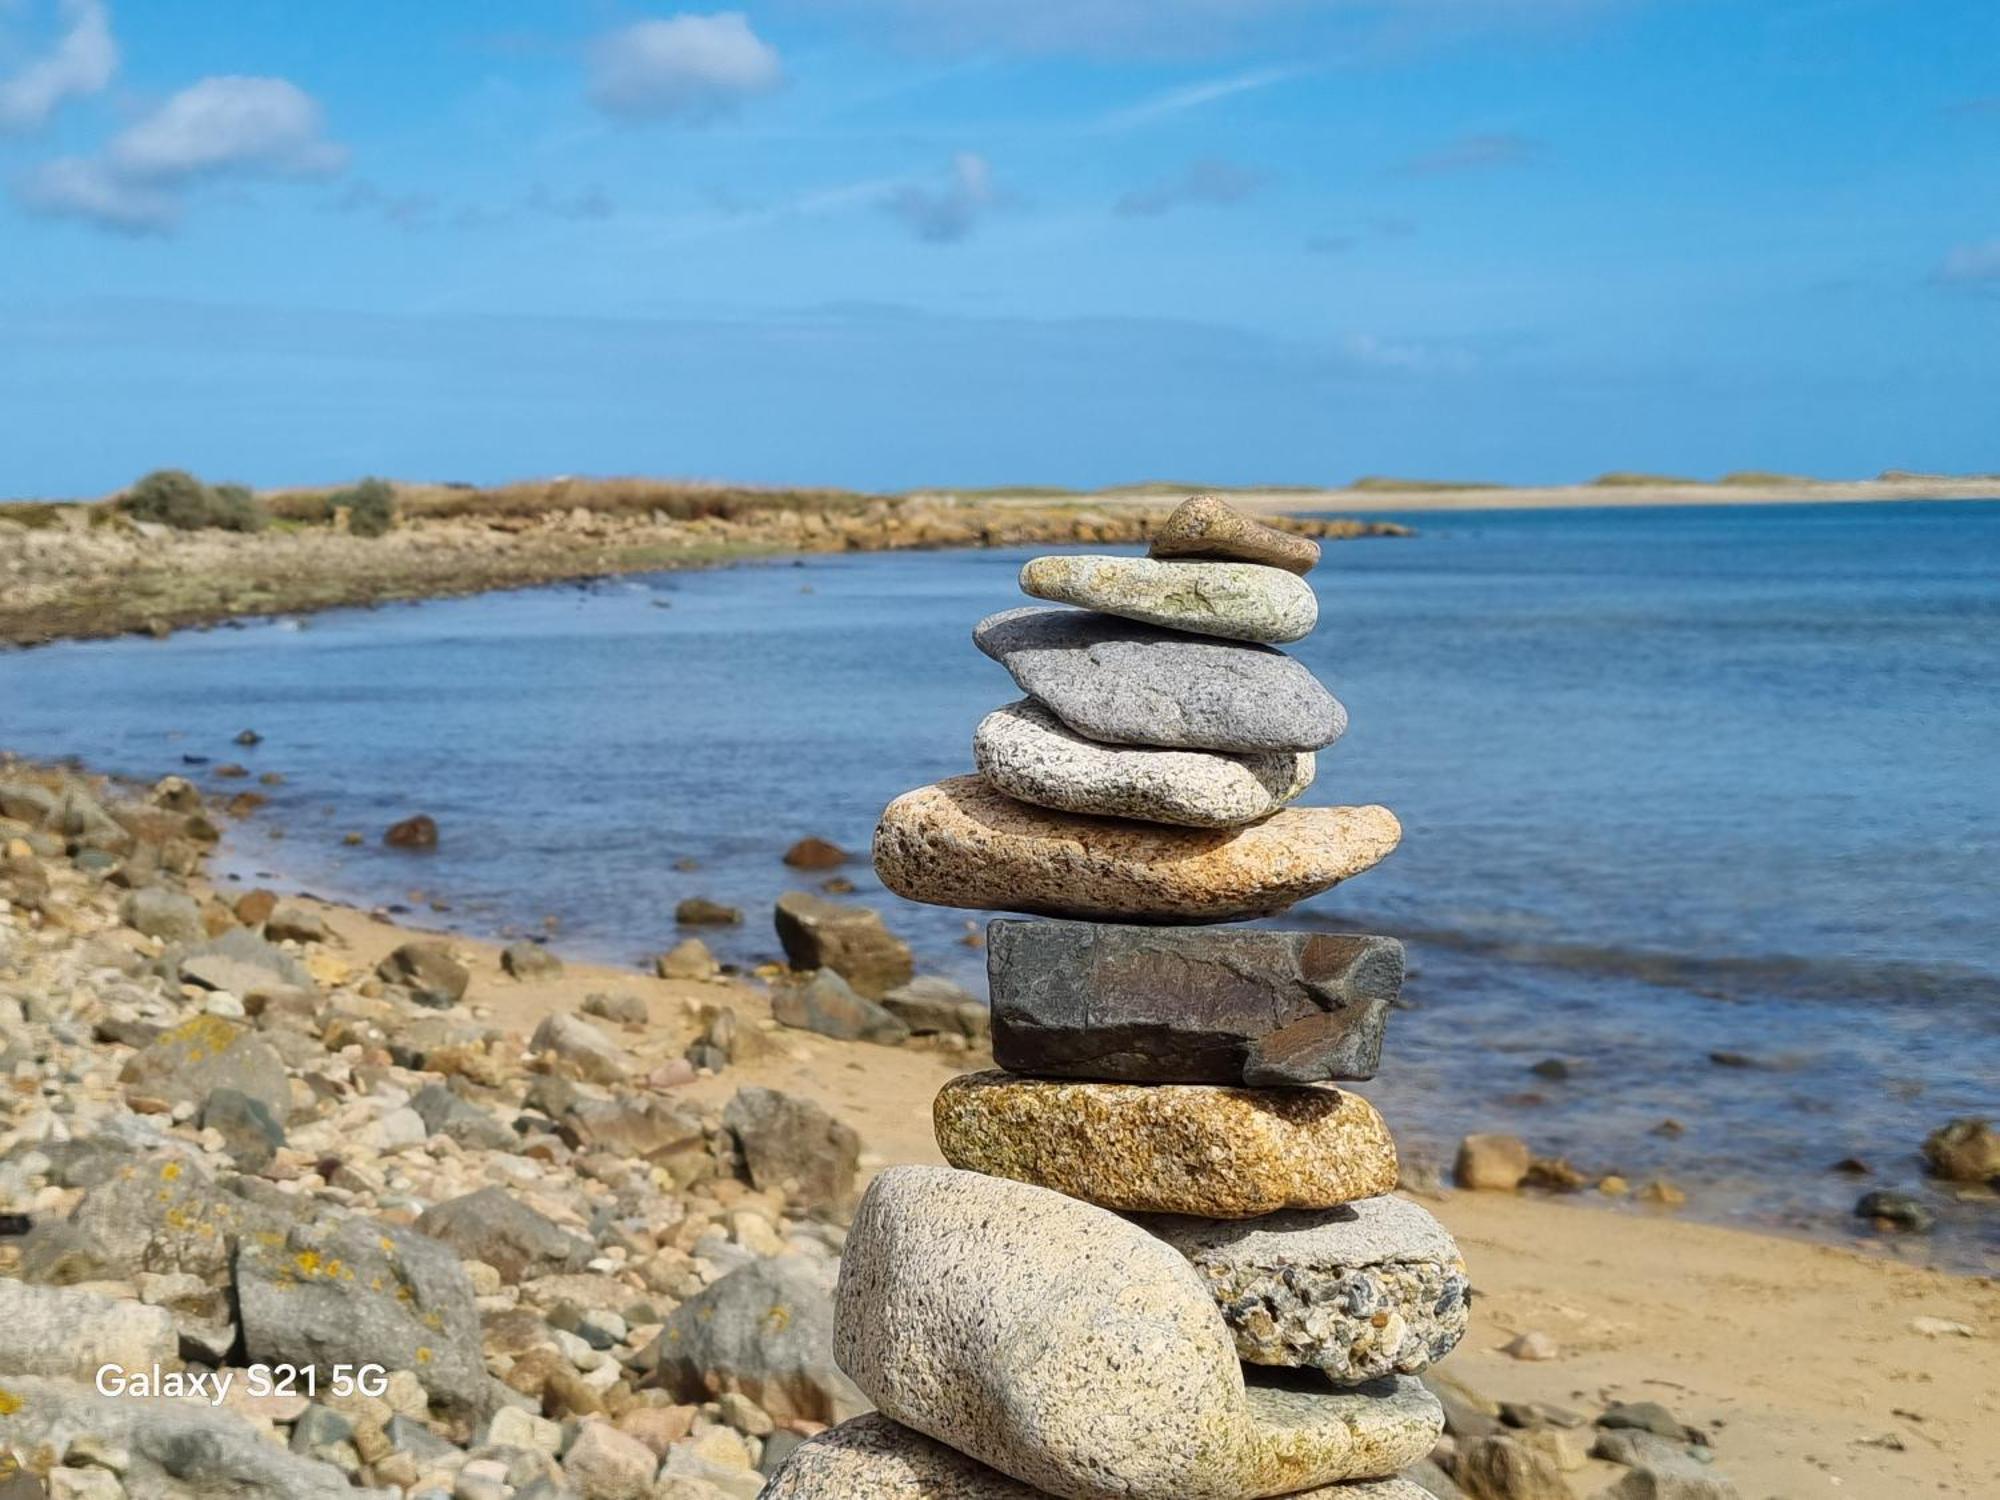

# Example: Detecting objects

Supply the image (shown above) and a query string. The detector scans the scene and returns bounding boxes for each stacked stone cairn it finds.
[764,495,1467,1500]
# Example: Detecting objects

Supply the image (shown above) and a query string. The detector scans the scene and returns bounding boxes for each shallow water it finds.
[3,500,1996,1266]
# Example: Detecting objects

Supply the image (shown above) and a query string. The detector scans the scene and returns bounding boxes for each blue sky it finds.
[1,0,1995,496]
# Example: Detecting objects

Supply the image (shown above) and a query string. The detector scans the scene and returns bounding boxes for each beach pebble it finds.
[873,776,1400,924]
[1503,1330,1561,1362]
[500,939,562,980]
[974,606,1345,752]
[974,697,1313,828]
[763,1412,1440,1499]
[987,918,1399,1085]
[654,937,718,980]
[1149,493,1324,573]
[1138,1196,1469,1381]
[771,968,910,1046]
[933,1070,1399,1217]
[1455,1133,1532,1192]
[773,889,913,998]
[1922,1117,1999,1183]
[1019,554,1319,643]
[376,940,470,1009]
[383,813,438,848]
[1855,1188,1934,1232]
[833,1166,1442,1499]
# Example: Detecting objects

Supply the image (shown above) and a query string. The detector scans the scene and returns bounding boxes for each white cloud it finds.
[1097,65,1303,131]
[107,75,346,180]
[0,0,116,131]
[1936,239,2000,286]
[587,12,781,123]
[1114,158,1264,218]
[14,73,345,234]
[883,151,997,243]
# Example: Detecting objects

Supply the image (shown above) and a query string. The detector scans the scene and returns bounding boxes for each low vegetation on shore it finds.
[0,471,1407,649]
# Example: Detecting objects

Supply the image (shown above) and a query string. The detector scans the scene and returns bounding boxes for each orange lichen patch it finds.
[0,1385,20,1416]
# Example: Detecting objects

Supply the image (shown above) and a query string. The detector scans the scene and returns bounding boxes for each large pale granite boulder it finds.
[1138,1196,1470,1381]
[764,1413,1441,1498]
[1020,555,1319,643]
[974,606,1344,752]
[833,1167,1442,1499]
[873,776,1400,924]
[974,698,1314,829]
[0,1279,177,1382]
[987,919,1400,1085]
[933,1072,1399,1217]
[1150,494,1323,574]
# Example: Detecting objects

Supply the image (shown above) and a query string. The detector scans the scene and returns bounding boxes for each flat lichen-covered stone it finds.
[933,1071,1399,1217]
[873,776,1400,924]
[1137,1197,1470,1382]
[1020,554,1319,644]
[988,919,1400,1085]
[1150,494,1323,574]
[764,1414,1443,1498]
[975,607,1344,753]
[974,698,1314,829]
[832,1167,1443,1500]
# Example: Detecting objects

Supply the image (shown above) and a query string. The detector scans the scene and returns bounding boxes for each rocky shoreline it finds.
[1,752,1996,1496]
[0,493,1406,649]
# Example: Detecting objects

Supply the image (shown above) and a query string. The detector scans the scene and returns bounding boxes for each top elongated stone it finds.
[1020,555,1318,644]
[988,919,1401,1084]
[1150,494,1323,574]
[832,1166,1444,1500]
[975,607,1345,752]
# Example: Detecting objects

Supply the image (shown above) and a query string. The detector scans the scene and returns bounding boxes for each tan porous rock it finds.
[1454,1133,1532,1192]
[1150,493,1324,574]
[832,1167,1443,1499]
[1020,554,1319,644]
[873,776,1399,923]
[933,1071,1399,1217]
[764,1413,1442,1498]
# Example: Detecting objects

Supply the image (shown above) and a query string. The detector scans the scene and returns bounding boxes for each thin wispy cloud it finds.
[17,74,346,234]
[587,12,782,124]
[1098,65,1305,132]
[0,0,115,132]
[1398,130,1541,175]
[1933,239,2000,287]
[1115,157,1265,218]
[884,151,1000,243]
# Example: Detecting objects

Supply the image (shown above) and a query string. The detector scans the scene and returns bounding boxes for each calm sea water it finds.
[4,501,1996,1265]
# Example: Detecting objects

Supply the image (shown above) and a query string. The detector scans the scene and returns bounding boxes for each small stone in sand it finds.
[1503,1331,1560,1361]
[1454,1133,1531,1192]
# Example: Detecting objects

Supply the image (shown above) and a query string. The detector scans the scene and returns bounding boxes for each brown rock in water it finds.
[675,896,742,926]
[873,776,1400,924]
[773,890,913,998]
[1923,1117,2000,1184]
[783,836,850,870]
[1455,1134,1531,1192]
[934,1070,1397,1217]
[384,814,438,849]
[987,918,1399,1085]
[1149,494,1322,575]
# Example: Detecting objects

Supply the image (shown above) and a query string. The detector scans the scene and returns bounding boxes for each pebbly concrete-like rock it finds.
[1150,494,1323,574]
[763,1413,1445,1498]
[834,1167,1442,1499]
[875,777,1400,924]
[934,1071,1399,1218]
[0,1278,178,1382]
[1138,1196,1470,1381]
[975,606,1345,752]
[1020,554,1319,644]
[987,919,1401,1084]
[774,889,914,998]
[974,698,1314,829]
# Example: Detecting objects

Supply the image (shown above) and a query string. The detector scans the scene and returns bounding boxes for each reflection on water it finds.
[2,500,1996,1267]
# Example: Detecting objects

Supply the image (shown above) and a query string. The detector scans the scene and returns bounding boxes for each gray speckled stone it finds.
[988,919,1400,1085]
[974,607,1345,753]
[1020,554,1319,644]
[833,1165,1442,1500]
[765,1414,1443,1497]
[974,699,1314,829]
[1138,1197,1470,1382]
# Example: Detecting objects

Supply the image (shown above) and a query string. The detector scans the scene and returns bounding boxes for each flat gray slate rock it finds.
[833,1165,1442,1500]
[988,919,1400,1085]
[765,1413,1442,1497]
[1020,554,1319,643]
[974,606,1345,753]
[974,698,1314,829]
[1138,1196,1471,1383]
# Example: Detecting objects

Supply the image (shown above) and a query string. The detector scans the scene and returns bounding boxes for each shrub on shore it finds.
[335,477,397,537]
[119,470,268,532]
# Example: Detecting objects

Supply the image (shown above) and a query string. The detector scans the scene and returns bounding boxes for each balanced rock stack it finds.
[765,495,1465,1500]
